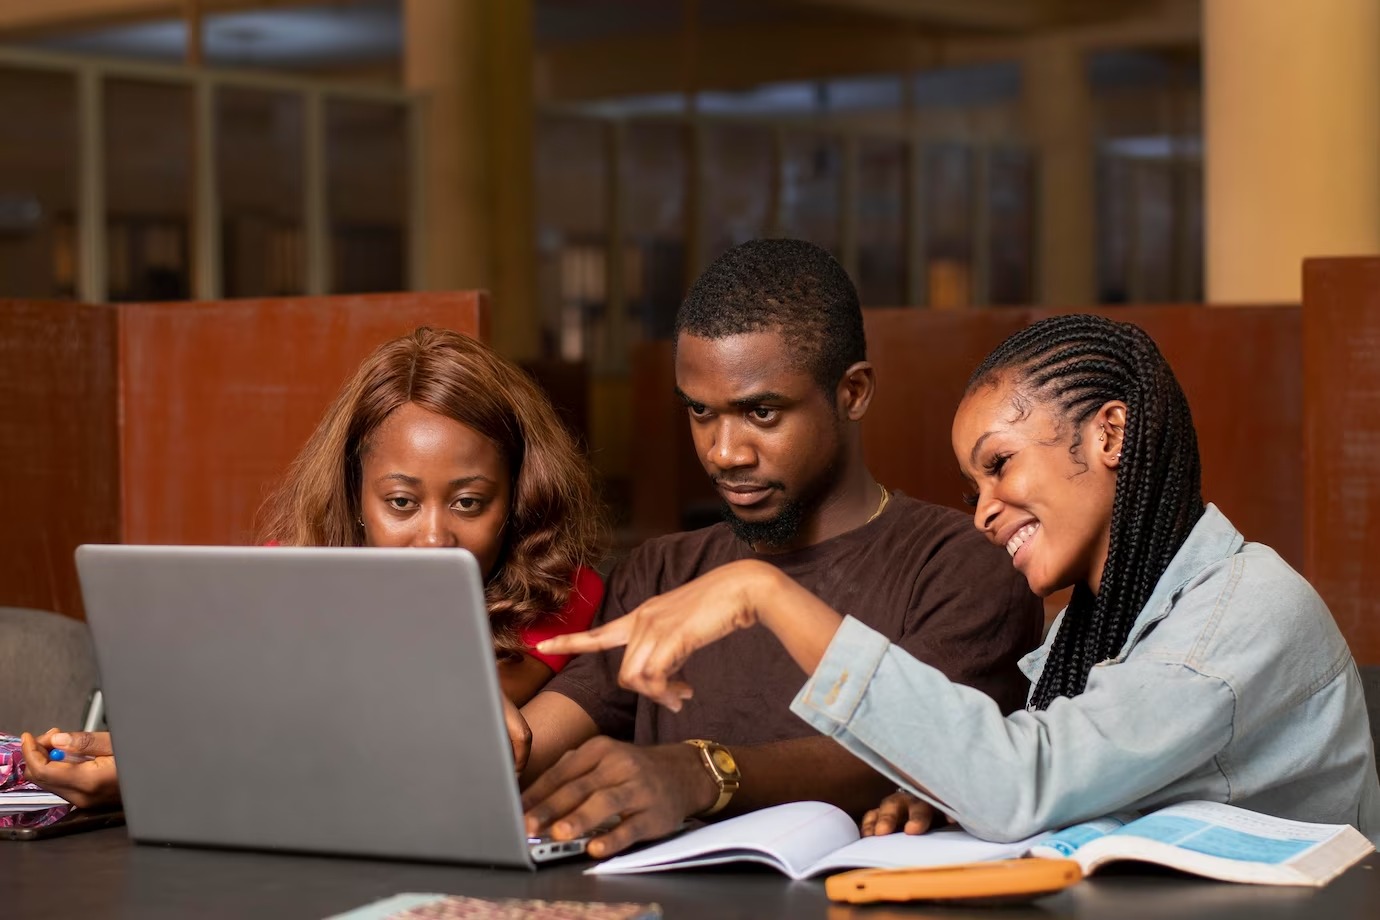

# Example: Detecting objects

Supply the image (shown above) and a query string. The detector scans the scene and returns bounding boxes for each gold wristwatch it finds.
[684,739,741,817]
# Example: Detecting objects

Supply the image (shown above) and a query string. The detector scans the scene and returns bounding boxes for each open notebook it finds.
[587,801,1042,880]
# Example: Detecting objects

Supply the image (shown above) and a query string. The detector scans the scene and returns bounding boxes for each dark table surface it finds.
[4,828,1377,920]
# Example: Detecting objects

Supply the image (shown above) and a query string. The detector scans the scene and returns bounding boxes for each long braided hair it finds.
[967,314,1205,711]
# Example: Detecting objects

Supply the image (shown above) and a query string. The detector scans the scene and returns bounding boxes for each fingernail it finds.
[535,640,551,651]
[51,733,71,747]
[554,822,571,839]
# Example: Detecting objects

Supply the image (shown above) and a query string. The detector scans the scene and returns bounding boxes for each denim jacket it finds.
[792,504,1380,844]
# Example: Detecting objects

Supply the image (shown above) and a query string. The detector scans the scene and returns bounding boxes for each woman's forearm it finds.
[750,564,845,676]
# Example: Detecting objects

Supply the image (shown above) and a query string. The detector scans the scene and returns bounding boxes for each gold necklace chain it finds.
[865,482,890,524]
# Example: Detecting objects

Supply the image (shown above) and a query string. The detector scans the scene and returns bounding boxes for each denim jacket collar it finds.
[1018,503,1242,680]
[1115,503,1242,661]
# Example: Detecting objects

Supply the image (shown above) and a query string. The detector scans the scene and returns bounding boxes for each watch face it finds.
[711,748,738,774]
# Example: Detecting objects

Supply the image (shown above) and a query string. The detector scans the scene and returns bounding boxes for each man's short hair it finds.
[674,238,867,391]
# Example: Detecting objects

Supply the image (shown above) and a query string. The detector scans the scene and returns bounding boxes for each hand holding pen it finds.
[19,730,122,809]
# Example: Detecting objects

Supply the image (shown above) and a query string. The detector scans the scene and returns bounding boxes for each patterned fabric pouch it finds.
[0,732,74,829]
[1,733,31,791]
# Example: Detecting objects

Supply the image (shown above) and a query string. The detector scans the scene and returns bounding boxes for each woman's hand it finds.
[861,790,939,836]
[20,729,121,809]
[502,696,532,776]
[538,560,843,710]
[497,651,555,708]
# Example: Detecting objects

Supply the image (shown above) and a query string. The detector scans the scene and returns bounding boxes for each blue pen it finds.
[48,749,93,764]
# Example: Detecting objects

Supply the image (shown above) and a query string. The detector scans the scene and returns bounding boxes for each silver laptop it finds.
[75,544,581,869]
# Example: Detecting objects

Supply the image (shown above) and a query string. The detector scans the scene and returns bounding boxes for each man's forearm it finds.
[519,690,600,786]
[720,735,896,818]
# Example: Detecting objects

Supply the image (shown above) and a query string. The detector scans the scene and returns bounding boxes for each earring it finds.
[1098,424,1106,442]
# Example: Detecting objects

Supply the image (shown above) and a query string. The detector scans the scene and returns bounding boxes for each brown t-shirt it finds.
[546,493,1043,746]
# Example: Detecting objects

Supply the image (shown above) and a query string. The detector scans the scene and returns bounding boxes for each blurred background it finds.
[0,0,1366,547]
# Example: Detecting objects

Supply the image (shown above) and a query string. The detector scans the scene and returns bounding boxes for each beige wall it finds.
[1204,0,1380,302]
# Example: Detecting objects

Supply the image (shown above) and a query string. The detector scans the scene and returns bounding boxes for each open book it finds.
[1030,800,1374,887]
[0,790,68,815]
[587,800,1373,887]
[586,801,1043,880]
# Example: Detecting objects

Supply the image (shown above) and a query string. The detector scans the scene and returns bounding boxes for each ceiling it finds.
[3,0,1186,70]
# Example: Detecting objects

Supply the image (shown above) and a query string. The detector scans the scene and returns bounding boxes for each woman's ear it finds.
[1095,401,1128,469]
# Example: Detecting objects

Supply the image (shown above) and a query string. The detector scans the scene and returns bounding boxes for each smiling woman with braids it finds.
[539,313,1380,844]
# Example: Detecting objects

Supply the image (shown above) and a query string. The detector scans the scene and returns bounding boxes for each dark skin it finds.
[20,730,120,809]
[520,329,915,858]
[359,402,553,705]
[540,387,1132,840]
[22,406,552,811]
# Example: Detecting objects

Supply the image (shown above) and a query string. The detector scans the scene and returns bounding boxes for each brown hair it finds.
[258,326,606,651]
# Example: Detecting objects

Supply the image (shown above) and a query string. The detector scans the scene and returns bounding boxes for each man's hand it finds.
[503,696,532,775]
[521,737,718,859]
[861,790,938,836]
[20,729,121,809]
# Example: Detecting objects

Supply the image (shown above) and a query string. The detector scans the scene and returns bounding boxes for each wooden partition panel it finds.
[633,305,1303,579]
[117,292,487,546]
[2,292,488,618]
[862,310,1030,512]
[1303,258,1380,664]
[629,341,716,541]
[0,301,122,617]
[1041,306,1303,569]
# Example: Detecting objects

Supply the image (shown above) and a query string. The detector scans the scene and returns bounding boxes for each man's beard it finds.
[718,453,839,550]
[720,493,809,548]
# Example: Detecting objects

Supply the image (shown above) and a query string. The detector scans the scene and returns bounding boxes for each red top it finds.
[520,565,604,673]
[263,542,602,672]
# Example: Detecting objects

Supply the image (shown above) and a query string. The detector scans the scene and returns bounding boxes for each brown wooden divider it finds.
[631,304,1304,623]
[1303,258,1380,664]
[1,292,488,618]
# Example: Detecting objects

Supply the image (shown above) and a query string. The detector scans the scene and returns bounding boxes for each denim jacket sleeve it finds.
[790,616,1236,842]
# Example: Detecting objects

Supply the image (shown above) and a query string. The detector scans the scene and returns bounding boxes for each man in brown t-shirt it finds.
[519,239,1042,859]
[550,498,1034,747]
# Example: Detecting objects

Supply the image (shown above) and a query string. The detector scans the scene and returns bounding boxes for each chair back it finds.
[0,607,99,732]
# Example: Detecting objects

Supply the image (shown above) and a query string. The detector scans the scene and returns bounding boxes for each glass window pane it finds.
[1097,153,1131,303]
[622,121,686,341]
[987,147,1034,305]
[217,87,305,298]
[1090,50,1203,304]
[923,143,974,309]
[856,138,906,306]
[1131,158,1175,303]
[536,115,607,362]
[0,67,78,299]
[779,132,841,259]
[106,79,193,301]
[701,123,773,267]
[325,98,408,294]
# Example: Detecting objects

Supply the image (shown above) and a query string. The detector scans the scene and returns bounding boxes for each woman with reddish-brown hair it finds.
[259,325,607,705]
[22,327,603,809]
